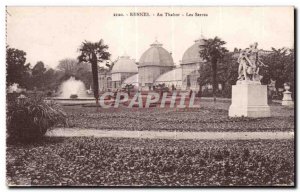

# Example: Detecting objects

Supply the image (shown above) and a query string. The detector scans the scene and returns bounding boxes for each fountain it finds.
[7,83,25,93]
[51,76,95,105]
[59,76,88,98]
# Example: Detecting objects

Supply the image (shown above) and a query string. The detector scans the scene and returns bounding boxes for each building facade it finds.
[98,36,234,93]
[138,40,175,90]
[98,68,111,92]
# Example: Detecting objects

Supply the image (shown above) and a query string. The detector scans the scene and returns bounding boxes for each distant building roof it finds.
[154,67,182,86]
[181,36,206,65]
[111,55,138,73]
[139,40,174,67]
[122,74,139,88]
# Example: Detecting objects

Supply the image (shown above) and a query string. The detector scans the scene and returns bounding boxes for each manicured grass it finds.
[7,137,294,186]
[62,101,294,132]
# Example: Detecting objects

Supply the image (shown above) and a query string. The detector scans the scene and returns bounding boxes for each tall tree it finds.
[261,47,294,92]
[32,61,47,90]
[197,52,238,98]
[43,68,57,90]
[199,37,228,102]
[216,52,239,97]
[6,46,31,88]
[78,39,110,104]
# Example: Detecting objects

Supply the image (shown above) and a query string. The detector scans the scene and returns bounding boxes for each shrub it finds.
[7,95,67,142]
[46,91,52,97]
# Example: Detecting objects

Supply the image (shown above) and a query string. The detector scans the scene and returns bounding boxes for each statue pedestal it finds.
[282,91,294,106]
[229,83,270,117]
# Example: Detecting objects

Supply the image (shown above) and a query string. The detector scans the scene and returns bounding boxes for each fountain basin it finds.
[47,96,116,106]
[46,97,96,105]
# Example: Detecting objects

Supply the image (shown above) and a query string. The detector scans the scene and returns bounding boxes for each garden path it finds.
[46,128,294,140]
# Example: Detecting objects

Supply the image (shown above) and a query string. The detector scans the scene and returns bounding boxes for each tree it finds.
[199,37,229,102]
[284,49,295,92]
[43,68,57,91]
[78,39,111,105]
[56,58,93,89]
[76,67,93,89]
[31,61,47,90]
[197,62,212,96]
[6,46,31,88]
[261,47,294,94]
[56,58,79,75]
[216,52,239,97]
[197,52,238,98]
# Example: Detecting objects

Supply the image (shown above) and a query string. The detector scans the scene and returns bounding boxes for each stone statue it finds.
[237,42,267,84]
[229,42,270,118]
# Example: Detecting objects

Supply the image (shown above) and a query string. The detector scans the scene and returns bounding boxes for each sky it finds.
[7,6,294,68]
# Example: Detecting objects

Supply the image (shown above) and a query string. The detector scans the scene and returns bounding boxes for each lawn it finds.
[7,137,294,186]
[61,100,294,132]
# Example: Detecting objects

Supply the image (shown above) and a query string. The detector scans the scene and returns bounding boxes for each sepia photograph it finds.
[5,6,295,187]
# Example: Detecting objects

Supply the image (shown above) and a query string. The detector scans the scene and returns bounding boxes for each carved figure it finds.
[237,43,267,83]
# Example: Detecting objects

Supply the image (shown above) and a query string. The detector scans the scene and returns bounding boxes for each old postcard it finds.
[6,6,295,187]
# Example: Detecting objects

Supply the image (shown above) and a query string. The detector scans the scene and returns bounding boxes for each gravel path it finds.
[46,128,294,140]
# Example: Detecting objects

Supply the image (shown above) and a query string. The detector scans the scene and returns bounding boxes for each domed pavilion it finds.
[98,37,210,93]
[138,40,175,90]
[180,36,206,91]
[111,55,138,90]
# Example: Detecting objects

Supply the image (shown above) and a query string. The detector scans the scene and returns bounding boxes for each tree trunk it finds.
[212,59,217,102]
[197,84,202,97]
[91,53,99,106]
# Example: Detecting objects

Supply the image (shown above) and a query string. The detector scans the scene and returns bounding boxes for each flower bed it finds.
[62,101,294,132]
[7,138,294,186]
